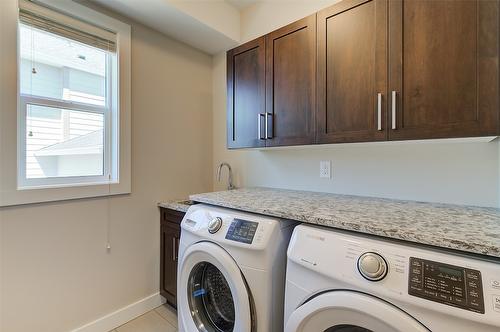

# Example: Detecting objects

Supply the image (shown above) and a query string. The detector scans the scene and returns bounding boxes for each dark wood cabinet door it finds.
[227,37,266,149]
[265,15,316,147]
[317,0,388,144]
[160,220,180,307]
[389,0,500,140]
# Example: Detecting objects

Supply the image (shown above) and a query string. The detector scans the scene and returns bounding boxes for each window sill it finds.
[0,180,130,207]
[17,179,119,191]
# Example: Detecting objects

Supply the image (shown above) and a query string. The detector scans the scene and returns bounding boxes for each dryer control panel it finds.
[408,257,484,313]
[225,219,258,244]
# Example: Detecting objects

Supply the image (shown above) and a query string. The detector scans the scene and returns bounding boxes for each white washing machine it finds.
[177,204,296,332]
[284,224,500,332]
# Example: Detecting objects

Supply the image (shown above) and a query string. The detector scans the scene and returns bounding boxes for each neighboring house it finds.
[26,107,104,178]
[34,129,103,177]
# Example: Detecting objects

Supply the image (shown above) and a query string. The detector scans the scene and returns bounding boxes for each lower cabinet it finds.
[160,208,184,308]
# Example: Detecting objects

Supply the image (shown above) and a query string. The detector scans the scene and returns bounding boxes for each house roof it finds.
[34,129,103,157]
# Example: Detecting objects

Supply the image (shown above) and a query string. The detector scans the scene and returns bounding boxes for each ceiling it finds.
[90,0,244,54]
[225,0,257,10]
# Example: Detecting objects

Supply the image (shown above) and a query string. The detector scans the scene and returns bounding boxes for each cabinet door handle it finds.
[172,237,176,262]
[265,112,273,139]
[377,93,382,131]
[258,113,266,140]
[175,238,179,261]
[391,90,397,130]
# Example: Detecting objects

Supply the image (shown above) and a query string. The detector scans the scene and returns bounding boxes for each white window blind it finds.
[19,9,117,53]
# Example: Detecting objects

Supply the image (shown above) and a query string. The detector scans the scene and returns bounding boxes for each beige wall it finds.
[0,1,213,331]
[240,0,339,42]
[213,1,500,208]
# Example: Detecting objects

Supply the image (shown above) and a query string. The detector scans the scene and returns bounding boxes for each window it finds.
[0,0,130,206]
[18,1,119,189]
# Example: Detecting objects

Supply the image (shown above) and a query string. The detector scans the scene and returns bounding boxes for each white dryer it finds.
[284,224,500,332]
[177,204,296,332]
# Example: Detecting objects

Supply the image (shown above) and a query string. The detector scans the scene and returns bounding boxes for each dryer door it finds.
[285,291,429,332]
[178,241,253,332]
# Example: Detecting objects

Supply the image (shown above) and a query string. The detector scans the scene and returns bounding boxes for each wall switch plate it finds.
[320,160,331,178]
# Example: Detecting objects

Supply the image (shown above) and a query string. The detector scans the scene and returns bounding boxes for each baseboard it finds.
[71,292,166,332]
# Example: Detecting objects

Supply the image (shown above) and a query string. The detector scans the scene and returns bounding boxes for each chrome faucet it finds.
[216,162,235,190]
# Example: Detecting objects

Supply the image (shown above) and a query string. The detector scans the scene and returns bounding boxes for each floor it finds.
[109,304,178,332]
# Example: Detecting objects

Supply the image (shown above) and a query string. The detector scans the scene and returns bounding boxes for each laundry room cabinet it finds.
[226,0,500,149]
[265,15,316,147]
[160,208,184,308]
[388,0,499,140]
[316,0,388,144]
[226,37,266,149]
[227,15,316,149]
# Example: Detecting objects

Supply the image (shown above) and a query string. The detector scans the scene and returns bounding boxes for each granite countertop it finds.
[158,200,197,213]
[190,187,500,259]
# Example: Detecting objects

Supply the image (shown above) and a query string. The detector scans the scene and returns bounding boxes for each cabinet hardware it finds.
[258,113,266,140]
[175,238,179,261]
[266,112,273,139]
[172,237,176,261]
[391,91,397,130]
[377,93,382,131]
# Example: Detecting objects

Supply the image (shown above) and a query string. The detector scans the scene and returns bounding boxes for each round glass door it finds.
[177,241,252,332]
[325,326,372,332]
[188,261,235,332]
[286,291,429,332]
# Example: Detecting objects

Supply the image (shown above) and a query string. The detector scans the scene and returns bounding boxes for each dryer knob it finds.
[208,217,223,234]
[357,252,388,281]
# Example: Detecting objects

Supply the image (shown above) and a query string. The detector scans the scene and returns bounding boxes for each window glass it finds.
[19,23,107,106]
[26,104,104,179]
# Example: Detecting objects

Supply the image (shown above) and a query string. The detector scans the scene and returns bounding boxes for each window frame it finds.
[17,27,117,189]
[17,6,117,189]
[0,0,131,206]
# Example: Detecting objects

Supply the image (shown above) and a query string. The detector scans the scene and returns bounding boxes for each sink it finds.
[178,200,199,206]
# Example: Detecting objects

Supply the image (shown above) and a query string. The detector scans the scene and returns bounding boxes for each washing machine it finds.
[284,224,500,332]
[177,204,296,332]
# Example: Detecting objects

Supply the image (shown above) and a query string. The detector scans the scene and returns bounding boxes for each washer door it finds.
[178,242,252,332]
[285,291,429,332]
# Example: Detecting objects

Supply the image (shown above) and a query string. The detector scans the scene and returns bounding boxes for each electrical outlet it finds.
[319,161,331,179]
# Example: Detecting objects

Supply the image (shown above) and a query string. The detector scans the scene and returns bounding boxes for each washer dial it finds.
[357,252,388,281]
[208,217,223,234]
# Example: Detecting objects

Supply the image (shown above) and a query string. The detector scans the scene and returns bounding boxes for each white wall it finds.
[0,1,213,331]
[213,1,500,208]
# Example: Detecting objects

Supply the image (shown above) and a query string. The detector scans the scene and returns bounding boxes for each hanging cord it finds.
[30,19,36,75]
[106,174,112,250]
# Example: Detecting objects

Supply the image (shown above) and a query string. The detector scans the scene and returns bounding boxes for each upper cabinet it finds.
[389,0,499,140]
[226,0,500,149]
[317,0,387,144]
[265,15,316,147]
[227,37,266,149]
[227,16,316,149]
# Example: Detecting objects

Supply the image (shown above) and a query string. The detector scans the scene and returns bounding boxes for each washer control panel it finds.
[225,219,258,244]
[408,257,484,313]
